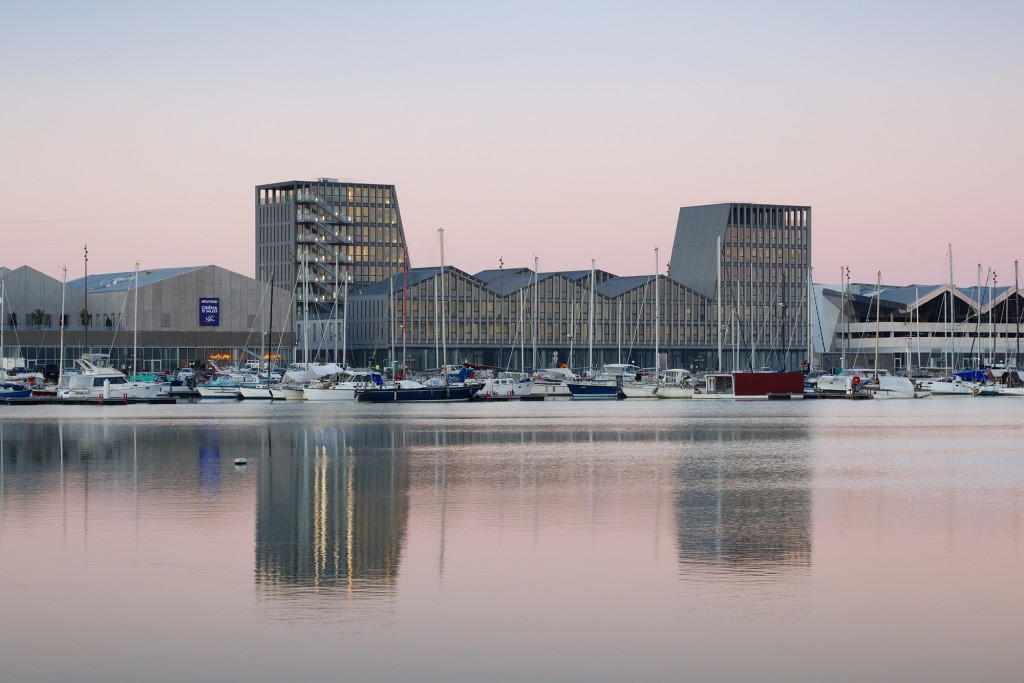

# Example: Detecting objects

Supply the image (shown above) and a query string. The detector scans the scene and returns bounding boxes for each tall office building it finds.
[669,203,812,370]
[255,179,409,361]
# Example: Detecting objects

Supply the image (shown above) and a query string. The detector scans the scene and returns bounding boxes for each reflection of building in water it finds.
[675,425,812,571]
[255,426,409,591]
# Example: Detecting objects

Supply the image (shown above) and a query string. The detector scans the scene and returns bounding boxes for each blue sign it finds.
[199,298,220,326]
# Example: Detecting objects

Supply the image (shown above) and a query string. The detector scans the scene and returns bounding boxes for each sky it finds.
[2,0,1022,287]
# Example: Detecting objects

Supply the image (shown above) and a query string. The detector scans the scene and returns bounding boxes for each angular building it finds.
[669,203,812,371]
[255,179,409,363]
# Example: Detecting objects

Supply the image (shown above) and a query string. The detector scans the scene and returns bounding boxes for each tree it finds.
[31,309,45,327]
[79,308,90,327]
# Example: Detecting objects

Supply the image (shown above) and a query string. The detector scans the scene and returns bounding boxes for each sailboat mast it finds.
[654,248,660,375]
[402,247,408,379]
[806,267,813,373]
[133,262,139,380]
[333,250,339,364]
[519,287,524,371]
[342,275,348,368]
[874,271,881,374]
[716,237,723,372]
[440,228,447,370]
[947,246,953,371]
[389,275,395,377]
[59,266,66,377]
[302,250,309,369]
[532,255,539,372]
[1016,259,1020,365]
[0,273,5,370]
[588,258,594,371]
[268,272,274,386]
[991,269,996,364]
[917,286,925,376]
[83,244,89,352]
[840,265,847,370]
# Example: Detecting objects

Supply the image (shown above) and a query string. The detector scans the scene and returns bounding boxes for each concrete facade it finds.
[0,265,294,372]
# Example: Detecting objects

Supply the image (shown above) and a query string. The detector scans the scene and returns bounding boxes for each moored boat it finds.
[358,379,474,402]
[693,371,805,400]
[57,354,168,399]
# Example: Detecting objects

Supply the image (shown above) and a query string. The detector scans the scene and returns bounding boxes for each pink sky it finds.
[3,2,1022,287]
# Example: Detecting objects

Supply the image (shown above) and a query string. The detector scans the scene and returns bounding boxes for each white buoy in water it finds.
[234,457,248,466]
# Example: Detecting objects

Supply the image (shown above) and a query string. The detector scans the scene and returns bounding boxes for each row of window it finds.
[257,184,395,206]
[726,224,808,246]
[722,246,808,265]
[726,206,809,229]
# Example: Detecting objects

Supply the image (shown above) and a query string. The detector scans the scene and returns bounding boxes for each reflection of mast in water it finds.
[674,425,812,573]
[434,429,447,579]
[254,424,409,595]
[1,424,4,529]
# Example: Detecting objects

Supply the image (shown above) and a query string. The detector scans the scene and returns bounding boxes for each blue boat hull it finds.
[567,383,623,400]
[358,385,475,402]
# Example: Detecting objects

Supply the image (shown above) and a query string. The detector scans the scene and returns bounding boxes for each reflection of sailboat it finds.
[254,425,409,593]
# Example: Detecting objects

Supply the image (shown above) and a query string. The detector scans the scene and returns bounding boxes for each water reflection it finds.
[674,424,812,574]
[254,425,409,596]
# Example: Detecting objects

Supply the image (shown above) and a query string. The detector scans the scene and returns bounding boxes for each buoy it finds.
[234,457,248,466]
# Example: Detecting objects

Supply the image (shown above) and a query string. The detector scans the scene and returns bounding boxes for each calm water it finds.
[0,398,1021,682]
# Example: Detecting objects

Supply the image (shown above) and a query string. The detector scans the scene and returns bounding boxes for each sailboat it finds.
[359,229,474,402]
[239,272,287,399]
[867,272,928,399]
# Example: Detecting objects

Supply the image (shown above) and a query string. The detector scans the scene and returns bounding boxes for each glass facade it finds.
[256,179,408,362]
[718,204,812,370]
[345,268,721,373]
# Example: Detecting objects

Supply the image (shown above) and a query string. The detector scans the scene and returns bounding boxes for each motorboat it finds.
[57,354,168,399]
[816,368,928,399]
[475,376,520,400]
[195,371,261,399]
[0,382,32,400]
[303,369,377,401]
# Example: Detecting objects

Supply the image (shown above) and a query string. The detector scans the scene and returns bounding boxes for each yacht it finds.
[57,354,168,399]
[303,369,376,401]
[567,364,639,400]
[816,368,928,399]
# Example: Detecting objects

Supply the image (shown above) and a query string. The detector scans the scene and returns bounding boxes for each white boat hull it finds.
[303,386,359,401]
[653,385,695,399]
[197,385,241,399]
[620,383,659,398]
[238,387,287,400]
